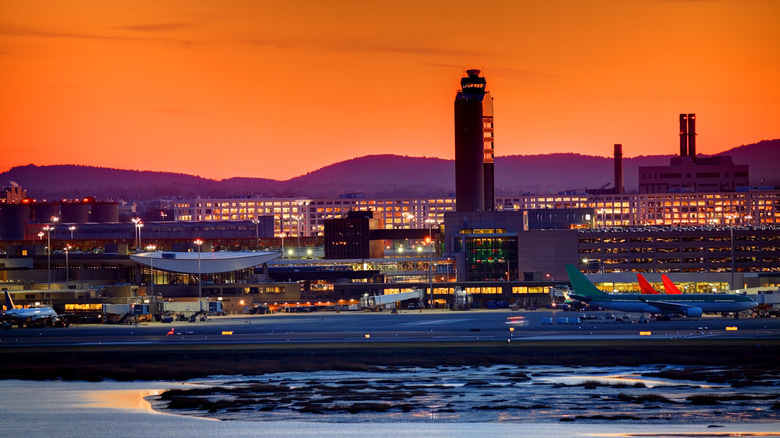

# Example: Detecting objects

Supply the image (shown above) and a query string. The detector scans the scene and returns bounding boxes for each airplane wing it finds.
[637,296,703,317]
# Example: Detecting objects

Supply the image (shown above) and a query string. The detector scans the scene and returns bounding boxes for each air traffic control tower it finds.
[454,69,494,212]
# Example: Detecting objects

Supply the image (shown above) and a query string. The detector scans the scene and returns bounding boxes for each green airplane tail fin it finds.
[565,264,609,299]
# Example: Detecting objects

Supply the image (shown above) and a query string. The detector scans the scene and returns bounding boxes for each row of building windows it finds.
[174,192,780,236]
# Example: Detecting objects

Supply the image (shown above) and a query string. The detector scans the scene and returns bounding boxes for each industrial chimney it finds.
[679,114,688,157]
[614,144,624,194]
[687,113,696,162]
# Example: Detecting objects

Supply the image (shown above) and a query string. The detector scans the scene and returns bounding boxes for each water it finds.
[2,365,779,437]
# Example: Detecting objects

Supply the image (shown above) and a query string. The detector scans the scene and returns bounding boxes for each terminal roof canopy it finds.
[130,251,279,274]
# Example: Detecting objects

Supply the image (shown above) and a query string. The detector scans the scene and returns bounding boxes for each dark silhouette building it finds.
[639,114,749,193]
[323,211,384,259]
[454,69,494,212]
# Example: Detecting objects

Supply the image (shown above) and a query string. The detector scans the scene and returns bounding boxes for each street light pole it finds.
[294,215,302,259]
[69,225,76,240]
[65,244,70,283]
[195,239,203,313]
[425,219,437,309]
[43,224,54,289]
[146,245,156,298]
[252,219,260,251]
[726,213,737,290]
[730,225,735,290]
[131,218,141,249]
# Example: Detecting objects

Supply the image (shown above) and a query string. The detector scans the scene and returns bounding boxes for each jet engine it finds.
[681,307,703,318]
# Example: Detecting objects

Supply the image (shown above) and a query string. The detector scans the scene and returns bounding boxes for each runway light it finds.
[509,327,515,332]
[726,326,738,331]
[639,331,652,336]
[222,331,234,335]
[364,334,370,339]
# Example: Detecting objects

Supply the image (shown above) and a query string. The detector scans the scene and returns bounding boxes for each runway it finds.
[2,309,779,348]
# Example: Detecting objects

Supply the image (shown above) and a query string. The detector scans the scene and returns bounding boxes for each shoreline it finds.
[2,339,779,381]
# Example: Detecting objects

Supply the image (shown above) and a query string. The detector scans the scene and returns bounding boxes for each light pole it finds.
[425,219,437,309]
[146,245,156,298]
[281,226,285,259]
[726,213,737,290]
[160,211,167,221]
[69,225,76,240]
[195,239,203,313]
[294,215,303,259]
[43,225,54,289]
[137,222,144,250]
[252,219,260,251]
[65,244,70,283]
[38,232,44,240]
[131,218,141,249]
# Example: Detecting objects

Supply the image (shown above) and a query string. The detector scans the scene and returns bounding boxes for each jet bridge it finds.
[359,290,424,311]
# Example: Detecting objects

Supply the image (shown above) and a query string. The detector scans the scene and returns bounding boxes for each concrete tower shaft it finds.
[454,100,484,212]
[454,69,488,212]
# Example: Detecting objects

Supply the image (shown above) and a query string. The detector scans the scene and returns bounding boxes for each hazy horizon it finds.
[2,138,771,182]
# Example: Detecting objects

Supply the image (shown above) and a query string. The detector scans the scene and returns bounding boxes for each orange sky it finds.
[1,0,778,181]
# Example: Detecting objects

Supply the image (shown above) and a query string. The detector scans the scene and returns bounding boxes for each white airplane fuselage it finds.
[586,294,758,314]
[4,307,57,323]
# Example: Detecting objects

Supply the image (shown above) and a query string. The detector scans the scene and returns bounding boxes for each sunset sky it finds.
[1,0,778,181]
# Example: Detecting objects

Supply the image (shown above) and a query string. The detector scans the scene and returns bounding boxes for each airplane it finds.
[565,264,757,319]
[2,291,68,328]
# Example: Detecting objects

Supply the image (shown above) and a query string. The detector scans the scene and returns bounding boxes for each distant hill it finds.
[0,165,283,201]
[1,140,777,201]
[715,139,780,186]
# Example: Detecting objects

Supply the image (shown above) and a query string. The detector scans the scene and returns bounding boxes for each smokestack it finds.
[687,113,696,162]
[614,144,624,195]
[679,114,688,157]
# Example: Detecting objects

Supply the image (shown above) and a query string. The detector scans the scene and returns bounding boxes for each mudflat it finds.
[1,339,778,381]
